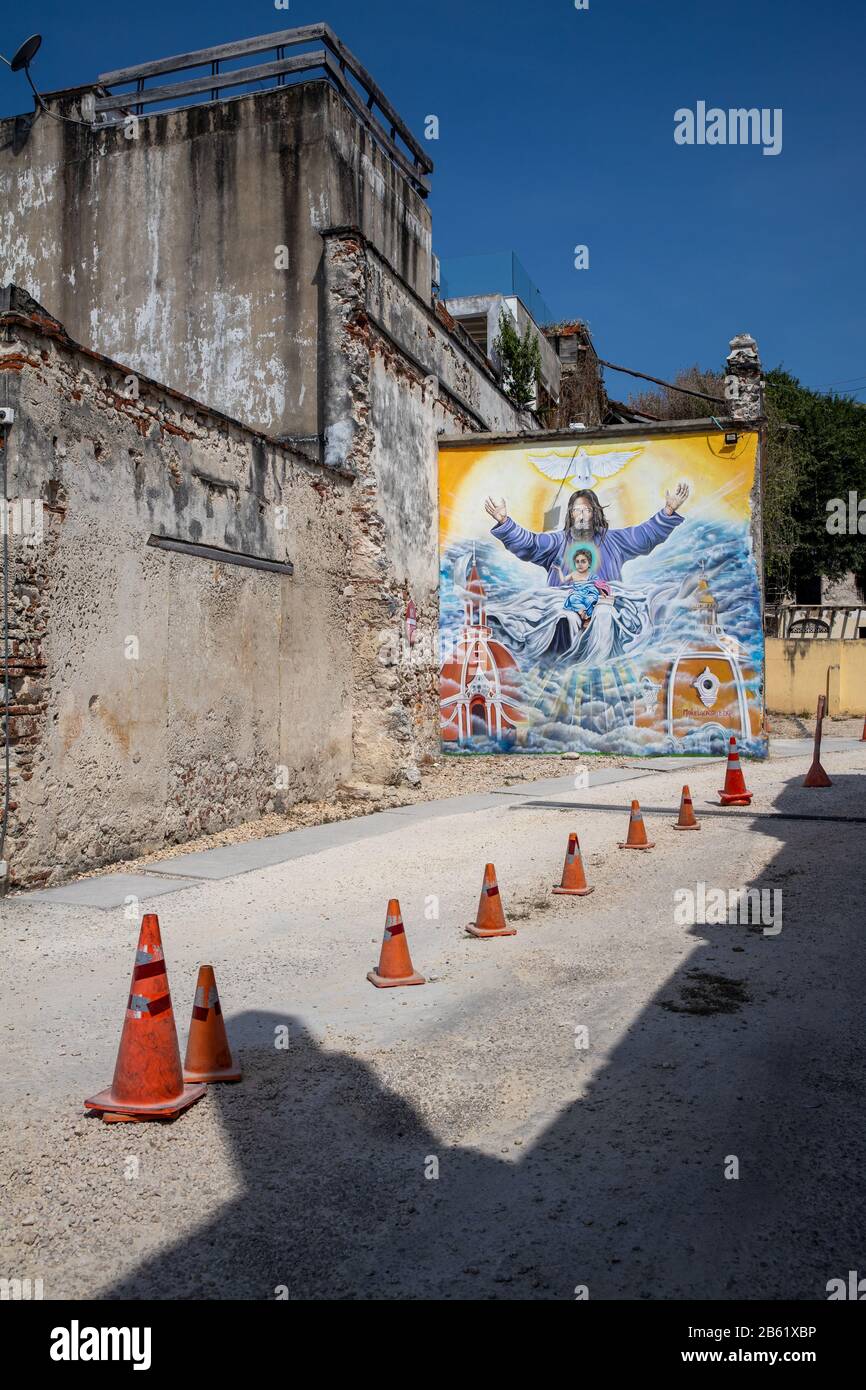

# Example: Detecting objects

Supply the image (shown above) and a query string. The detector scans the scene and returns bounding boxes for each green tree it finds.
[760,383,808,599]
[764,369,866,596]
[628,365,866,598]
[494,309,541,410]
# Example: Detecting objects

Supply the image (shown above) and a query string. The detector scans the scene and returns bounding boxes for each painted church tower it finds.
[634,563,762,744]
[440,554,524,746]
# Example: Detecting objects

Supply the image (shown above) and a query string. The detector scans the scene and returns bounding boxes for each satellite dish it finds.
[10,34,42,72]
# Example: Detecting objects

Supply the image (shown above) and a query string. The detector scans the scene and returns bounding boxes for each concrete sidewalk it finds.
[19,764,659,907]
[16,737,858,910]
[2,739,865,1300]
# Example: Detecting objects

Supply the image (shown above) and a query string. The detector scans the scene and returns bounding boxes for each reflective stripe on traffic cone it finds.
[183,965,241,1083]
[673,785,700,830]
[466,863,516,937]
[718,736,753,806]
[85,914,206,1122]
[367,900,426,987]
[618,800,655,850]
[552,832,594,896]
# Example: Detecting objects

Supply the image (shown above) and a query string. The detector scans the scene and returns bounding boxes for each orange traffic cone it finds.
[367,900,426,987]
[85,914,206,1122]
[552,832,594,896]
[718,737,753,806]
[183,965,241,1083]
[466,863,516,937]
[673,785,700,830]
[618,799,655,850]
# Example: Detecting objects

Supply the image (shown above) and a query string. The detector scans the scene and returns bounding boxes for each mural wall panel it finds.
[439,429,766,757]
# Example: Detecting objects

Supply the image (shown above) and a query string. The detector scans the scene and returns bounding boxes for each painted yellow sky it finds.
[439,431,758,548]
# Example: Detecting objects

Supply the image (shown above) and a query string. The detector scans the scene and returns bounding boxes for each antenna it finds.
[1,34,46,109]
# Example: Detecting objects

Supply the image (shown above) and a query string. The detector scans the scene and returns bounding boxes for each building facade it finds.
[0,31,533,888]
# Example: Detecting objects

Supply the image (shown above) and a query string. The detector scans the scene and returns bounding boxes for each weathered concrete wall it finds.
[0,70,544,880]
[0,311,353,887]
[0,81,432,440]
[724,333,766,641]
[726,334,764,423]
[320,229,529,783]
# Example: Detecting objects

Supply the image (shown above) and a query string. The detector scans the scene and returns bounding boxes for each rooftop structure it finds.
[439,251,553,326]
[0,27,537,886]
[0,26,438,441]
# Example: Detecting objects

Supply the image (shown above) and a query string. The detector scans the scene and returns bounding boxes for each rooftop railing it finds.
[765,604,866,640]
[93,24,433,196]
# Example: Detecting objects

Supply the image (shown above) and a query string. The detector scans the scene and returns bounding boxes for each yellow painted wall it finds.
[765,638,866,715]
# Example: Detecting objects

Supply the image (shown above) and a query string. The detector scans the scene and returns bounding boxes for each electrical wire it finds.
[765,378,866,398]
[811,372,866,389]
[548,440,583,517]
[33,104,96,129]
[596,357,726,405]
[0,52,95,128]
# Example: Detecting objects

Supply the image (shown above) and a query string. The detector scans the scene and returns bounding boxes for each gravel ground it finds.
[70,724,863,884]
[768,713,864,739]
[2,744,865,1301]
[76,751,634,879]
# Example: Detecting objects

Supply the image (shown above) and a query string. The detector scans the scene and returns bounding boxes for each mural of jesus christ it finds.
[484,485,690,585]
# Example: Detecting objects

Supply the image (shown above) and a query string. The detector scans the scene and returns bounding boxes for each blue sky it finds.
[2,0,864,398]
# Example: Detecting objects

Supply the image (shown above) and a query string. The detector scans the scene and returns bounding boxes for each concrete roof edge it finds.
[319,224,538,424]
[2,72,334,132]
[437,419,763,448]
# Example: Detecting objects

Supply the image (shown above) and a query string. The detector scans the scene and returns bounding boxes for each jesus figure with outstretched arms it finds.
[484,484,690,585]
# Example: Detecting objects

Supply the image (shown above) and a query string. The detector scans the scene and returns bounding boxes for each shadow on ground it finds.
[104,773,866,1300]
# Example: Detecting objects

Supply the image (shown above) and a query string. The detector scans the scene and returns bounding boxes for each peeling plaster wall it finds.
[320,230,528,784]
[0,319,353,887]
[0,81,432,439]
[0,76,543,871]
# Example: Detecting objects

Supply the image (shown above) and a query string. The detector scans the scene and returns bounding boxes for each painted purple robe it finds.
[490,508,684,584]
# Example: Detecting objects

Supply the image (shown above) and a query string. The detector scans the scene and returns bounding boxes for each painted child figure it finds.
[556,544,611,628]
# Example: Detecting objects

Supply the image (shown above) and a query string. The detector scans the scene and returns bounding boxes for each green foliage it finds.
[764,369,866,594]
[494,309,541,410]
[761,386,808,597]
[628,365,866,597]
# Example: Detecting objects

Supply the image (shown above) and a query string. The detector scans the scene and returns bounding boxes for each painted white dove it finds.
[527,446,642,488]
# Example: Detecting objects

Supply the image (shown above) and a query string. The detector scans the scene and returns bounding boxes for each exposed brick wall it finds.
[320,229,529,788]
[0,315,354,888]
[1,463,64,885]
